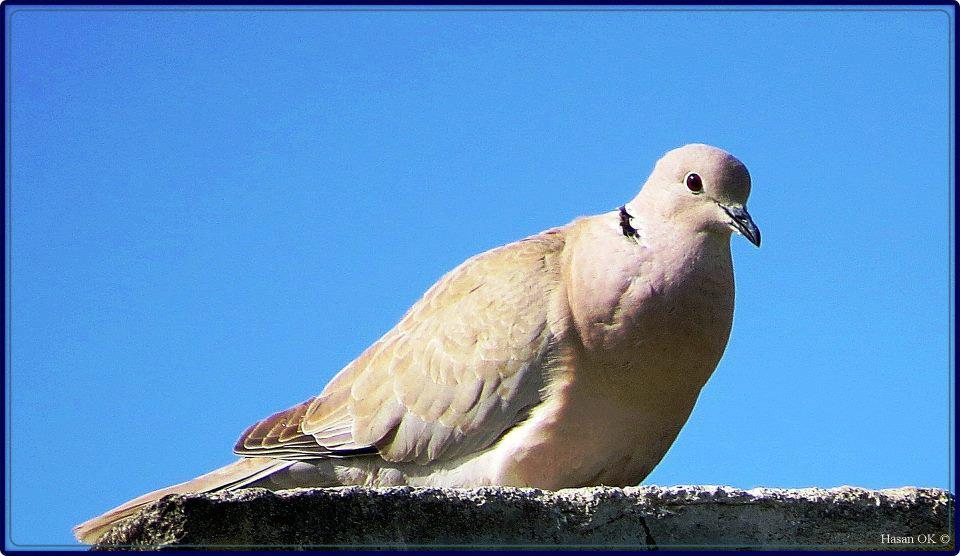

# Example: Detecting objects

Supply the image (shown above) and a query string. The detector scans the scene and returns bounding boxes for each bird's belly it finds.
[489,356,704,489]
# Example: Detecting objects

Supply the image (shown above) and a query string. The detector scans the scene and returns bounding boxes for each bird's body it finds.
[75,144,760,544]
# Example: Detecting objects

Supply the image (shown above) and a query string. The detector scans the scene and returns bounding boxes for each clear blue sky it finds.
[4,6,954,549]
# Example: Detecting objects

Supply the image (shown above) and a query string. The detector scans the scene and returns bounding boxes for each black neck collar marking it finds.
[619,205,638,239]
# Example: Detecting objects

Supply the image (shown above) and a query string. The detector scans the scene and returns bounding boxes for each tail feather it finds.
[73,457,294,545]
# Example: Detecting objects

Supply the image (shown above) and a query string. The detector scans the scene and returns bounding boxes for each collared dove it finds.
[75,143,760,544]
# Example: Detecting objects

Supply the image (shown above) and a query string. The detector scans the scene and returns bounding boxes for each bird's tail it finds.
[73,457,295,545]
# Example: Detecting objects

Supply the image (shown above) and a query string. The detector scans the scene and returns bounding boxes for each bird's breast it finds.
[493,223,736,489]
[617,251,734,375]
[574,231,735,375]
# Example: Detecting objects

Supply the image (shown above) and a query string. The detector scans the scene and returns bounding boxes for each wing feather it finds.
[234,229,565,465]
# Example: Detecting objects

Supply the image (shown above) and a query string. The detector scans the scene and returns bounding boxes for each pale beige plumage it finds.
[75,143,760,544]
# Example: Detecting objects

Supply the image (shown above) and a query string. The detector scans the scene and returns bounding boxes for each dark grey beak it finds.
[721,204,761,247]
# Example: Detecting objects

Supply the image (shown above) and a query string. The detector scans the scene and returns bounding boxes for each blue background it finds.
[5,6,954,548]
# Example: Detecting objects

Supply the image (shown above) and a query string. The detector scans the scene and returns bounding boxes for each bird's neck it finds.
[623,196,733,264]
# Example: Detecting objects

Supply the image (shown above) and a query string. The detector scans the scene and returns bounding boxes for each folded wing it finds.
[235,229,566,465]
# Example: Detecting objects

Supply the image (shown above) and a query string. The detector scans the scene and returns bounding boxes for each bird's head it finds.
[630,143,760,247]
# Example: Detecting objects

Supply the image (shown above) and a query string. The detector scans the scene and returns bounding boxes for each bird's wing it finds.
[235,229,566,464]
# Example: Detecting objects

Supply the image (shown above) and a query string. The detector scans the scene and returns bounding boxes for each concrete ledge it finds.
[93,485,954,550]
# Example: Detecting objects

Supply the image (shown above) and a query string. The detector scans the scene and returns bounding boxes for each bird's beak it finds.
[720,204,761,247]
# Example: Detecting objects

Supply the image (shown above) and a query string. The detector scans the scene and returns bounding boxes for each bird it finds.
[74,143,760,544]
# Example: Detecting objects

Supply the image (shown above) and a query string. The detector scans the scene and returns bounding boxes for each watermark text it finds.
[880,533,951,545]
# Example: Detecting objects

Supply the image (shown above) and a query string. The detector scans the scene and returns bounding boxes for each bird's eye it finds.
[685,173,703,193]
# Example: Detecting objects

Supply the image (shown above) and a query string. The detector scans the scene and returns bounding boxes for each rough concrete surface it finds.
[92,485,954,551]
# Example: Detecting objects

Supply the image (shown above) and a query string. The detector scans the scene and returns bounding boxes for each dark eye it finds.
[685,173,703,192]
